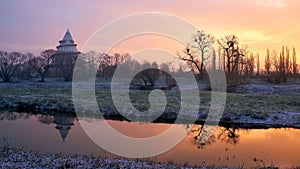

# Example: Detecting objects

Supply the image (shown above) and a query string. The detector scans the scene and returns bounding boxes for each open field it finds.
[0,80,299,128]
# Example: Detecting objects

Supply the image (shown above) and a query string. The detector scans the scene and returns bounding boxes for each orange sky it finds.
[0,0,299,64]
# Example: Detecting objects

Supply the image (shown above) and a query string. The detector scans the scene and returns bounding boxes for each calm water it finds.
[0,112,300,168]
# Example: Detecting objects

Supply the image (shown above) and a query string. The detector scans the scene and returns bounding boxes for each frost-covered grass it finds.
[0,82,300,127]
[1,146,218,169]
[225,92,300,115]
[1,86,299,114]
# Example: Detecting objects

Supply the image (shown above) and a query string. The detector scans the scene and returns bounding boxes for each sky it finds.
[0,0,300,61]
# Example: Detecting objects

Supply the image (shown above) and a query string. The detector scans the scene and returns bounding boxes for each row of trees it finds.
[0,50,78,82]
[178,31,247,77]
[120,59,177,89]
[0,31,298,84]
[0,49,175,83]
[178,30,298,83]
[264,47,297,83]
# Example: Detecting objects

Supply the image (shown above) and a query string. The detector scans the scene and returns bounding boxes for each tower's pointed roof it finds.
[56,28,78,53]
[62,28,73,42]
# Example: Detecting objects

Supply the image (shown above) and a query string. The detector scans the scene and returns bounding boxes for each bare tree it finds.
[285,46,290,75]
[217,34,246,74]
[151,61,158,69]
[292,47,297,76]
[53,52,78,81]
[264,46,295,83]
[280,46,285,76]
[160,62,170,72]
[244,52,255,77]
[265,48,271,75]
[0,51,26,82]
[217,47,224,71]
[256,53,260,76]
[29,49,56,82]
[270,50,287,83]
[98,53,111,78]
[178,30,215,77]
[272,50,279,74]
[280,50,287,82]
[178,48,201,75]
[132,62,160,89]
[97,53,128,78]
[81,51,102,79]
[211,48,216,71]
[17,52,35,80]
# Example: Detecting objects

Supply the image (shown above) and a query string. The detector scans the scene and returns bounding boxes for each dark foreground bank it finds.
[0,146,224,169]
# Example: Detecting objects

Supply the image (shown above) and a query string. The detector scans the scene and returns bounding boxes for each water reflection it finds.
[0,111,240,148]
[0,112,236,155]
[217,127,240,145]
[0,111,30,121]
[37,114,54,124]
[190,124,240,149]
[0,112,76,142]
[0,112,239,148]
[54,115,75,142]
[0,112,300,168]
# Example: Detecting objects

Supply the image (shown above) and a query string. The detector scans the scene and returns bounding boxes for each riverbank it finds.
[0,82,300,129]
[0,146,221,169]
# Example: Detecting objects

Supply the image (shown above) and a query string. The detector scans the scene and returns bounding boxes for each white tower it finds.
[56,28,78,53]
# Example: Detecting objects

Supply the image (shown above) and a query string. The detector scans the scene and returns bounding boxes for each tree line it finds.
[178,30,298,84]
[0,49,75,82]
[0,49,177,84]
[0,31,298,85]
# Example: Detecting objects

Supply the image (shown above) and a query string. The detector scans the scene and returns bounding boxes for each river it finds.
[0,112,299,168]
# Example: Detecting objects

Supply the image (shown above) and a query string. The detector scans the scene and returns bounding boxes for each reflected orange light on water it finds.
[0,115,300,168]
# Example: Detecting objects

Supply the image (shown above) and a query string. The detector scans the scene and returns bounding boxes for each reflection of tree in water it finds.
[0,111,30,121]
[188,125,215,149]
[189,124,240,149]
[217,127,239,145]
[37,114,54,124]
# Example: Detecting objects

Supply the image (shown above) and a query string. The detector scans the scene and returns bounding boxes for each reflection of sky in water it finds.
[0,112,299,168]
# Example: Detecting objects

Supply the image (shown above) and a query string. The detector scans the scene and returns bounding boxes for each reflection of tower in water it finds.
[54,115,75,142]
